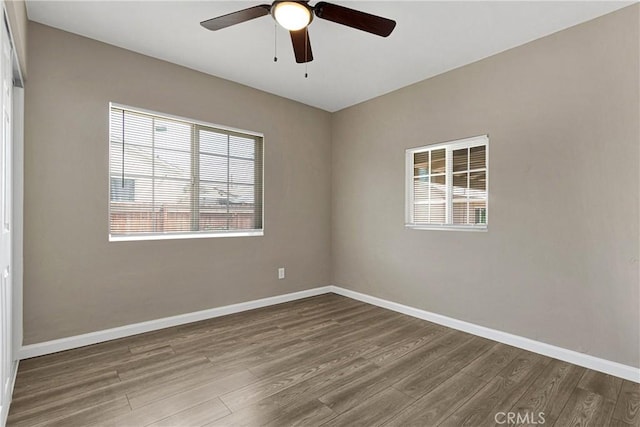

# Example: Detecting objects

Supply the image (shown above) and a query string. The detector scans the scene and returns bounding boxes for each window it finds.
[110,177,135,202]
[406,135,488,230]
[109,104,263,241]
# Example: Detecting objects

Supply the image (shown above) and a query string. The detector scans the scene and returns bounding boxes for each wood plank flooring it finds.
[7,294,640,426]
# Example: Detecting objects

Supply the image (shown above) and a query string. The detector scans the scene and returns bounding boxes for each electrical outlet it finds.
[278,267,285,279]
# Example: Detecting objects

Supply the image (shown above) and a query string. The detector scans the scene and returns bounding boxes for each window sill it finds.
[109,230,264,242]
[405,224,487,232]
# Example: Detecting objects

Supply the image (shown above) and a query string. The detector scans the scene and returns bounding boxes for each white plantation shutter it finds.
[109,105,263,239]
[407,135,488,229]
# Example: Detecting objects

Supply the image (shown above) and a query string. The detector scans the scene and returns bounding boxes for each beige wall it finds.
[25,5,640,369]
[24,23,332,344]
[331,5,640,367]
[5,0,27,78]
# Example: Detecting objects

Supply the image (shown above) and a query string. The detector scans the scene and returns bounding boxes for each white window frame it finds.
[405,134,488,231]
[108,103,264,242]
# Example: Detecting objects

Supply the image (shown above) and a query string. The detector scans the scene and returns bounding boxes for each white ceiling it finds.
[26,1,631,112]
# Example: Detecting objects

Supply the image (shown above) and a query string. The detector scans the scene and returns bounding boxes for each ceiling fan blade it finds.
[290,29,313,63]
[314,2,396,37]
[200,5,271,31]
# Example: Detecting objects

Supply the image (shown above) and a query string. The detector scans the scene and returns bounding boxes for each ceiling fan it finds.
[200,1,396,63]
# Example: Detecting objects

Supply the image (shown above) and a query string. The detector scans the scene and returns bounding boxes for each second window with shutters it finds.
[109,104,264,241]
[406,135,488,230]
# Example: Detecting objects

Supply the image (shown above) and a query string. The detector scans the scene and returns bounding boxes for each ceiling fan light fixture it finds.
[273,1,312,31]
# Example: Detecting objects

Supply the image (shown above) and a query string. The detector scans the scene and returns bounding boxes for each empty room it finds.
[0,0,638,426]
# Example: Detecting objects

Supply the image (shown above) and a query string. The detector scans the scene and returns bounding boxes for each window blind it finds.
[407,135,487,229]
[109,105,263,239]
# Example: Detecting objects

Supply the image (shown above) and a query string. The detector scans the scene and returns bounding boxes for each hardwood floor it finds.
[7,294,640,426]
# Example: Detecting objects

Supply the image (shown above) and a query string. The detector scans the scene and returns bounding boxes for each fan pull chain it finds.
[273,22,278,62]
[304,28,308,78]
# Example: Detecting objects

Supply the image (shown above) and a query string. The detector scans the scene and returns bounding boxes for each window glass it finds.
[407,136,488,229]
[109,105,263,240]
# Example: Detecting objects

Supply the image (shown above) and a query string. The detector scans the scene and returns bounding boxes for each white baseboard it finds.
[17,284,639,383]
[329,286,640,383]
[18,286,332,360]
